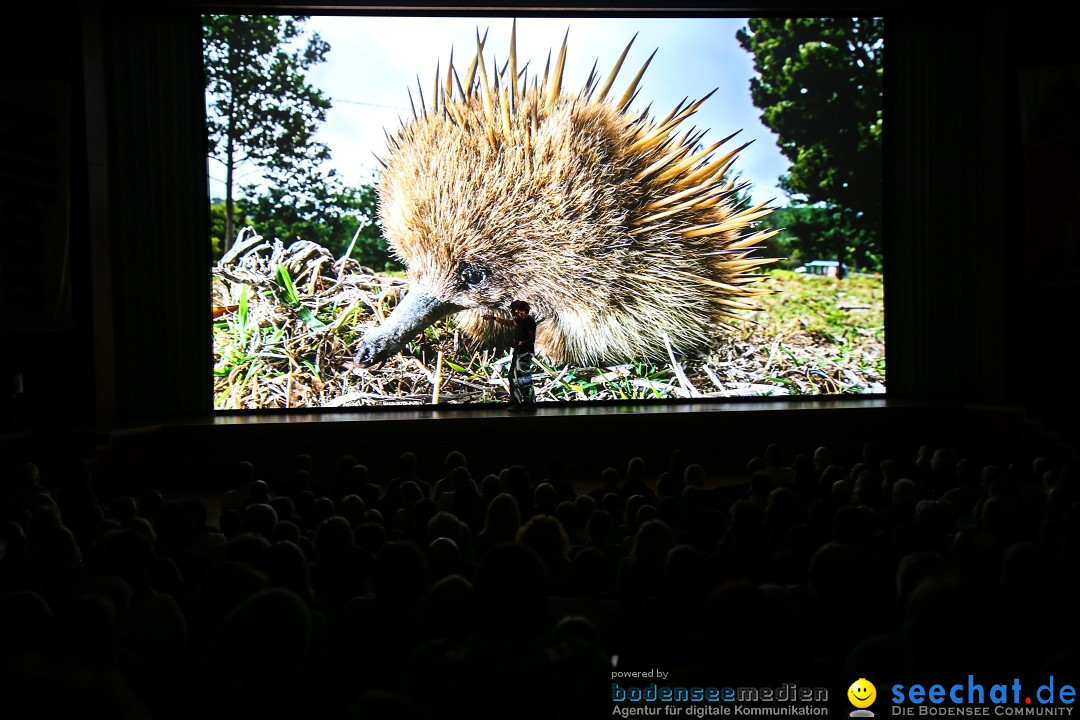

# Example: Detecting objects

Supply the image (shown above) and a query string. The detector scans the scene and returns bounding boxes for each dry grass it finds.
[212,232,885,410]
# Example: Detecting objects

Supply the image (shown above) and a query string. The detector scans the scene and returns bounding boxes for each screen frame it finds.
[200,5,889,416]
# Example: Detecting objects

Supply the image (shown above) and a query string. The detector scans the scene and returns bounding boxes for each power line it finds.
[329,97,408,112]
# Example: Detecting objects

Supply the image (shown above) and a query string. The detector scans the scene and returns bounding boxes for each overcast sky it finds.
[207,15,792,209]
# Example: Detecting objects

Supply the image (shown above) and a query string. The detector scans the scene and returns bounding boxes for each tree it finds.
[237,170,397,270]
[758,204,881,272]
[203,15,331,251]
[209,201,247,258]
[737,17,883,266]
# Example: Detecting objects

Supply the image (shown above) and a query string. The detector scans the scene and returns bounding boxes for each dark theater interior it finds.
[2,2,1078,719]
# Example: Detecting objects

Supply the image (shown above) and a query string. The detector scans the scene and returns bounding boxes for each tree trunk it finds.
[224,128,235,251]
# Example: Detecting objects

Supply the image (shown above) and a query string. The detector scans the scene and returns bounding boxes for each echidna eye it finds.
[460,265,487,287]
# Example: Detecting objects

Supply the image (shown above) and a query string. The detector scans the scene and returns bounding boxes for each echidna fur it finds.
[355,22,778,368]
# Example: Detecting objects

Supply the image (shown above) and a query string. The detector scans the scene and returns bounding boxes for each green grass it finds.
[212,252,885,409]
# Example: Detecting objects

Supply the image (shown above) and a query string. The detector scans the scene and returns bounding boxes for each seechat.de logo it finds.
[891,676,1076,715]
[850,679,878,717]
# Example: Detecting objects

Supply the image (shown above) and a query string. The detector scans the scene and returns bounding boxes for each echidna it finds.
[354,22,778,368]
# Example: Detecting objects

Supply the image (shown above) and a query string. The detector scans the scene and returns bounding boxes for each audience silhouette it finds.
[1,438,1077,719]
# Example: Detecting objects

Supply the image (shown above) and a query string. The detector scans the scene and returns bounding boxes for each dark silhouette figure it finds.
[485,300,537,411]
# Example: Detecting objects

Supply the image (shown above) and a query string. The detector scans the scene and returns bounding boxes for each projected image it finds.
[206,15,884,410]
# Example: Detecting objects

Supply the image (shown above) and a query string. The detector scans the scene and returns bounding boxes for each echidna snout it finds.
[354,23,778,368]
[353,280,463,367]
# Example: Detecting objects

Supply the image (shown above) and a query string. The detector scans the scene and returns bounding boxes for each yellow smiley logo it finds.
[848,679,877,708]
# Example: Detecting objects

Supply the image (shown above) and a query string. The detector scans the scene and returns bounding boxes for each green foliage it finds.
[758,204,882,272]
[203,14,332,249]
[237,175,398,270]
[214,283,255,379]
[274,262,327,328]
[209,202,247,259]
[737,17,883,267]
